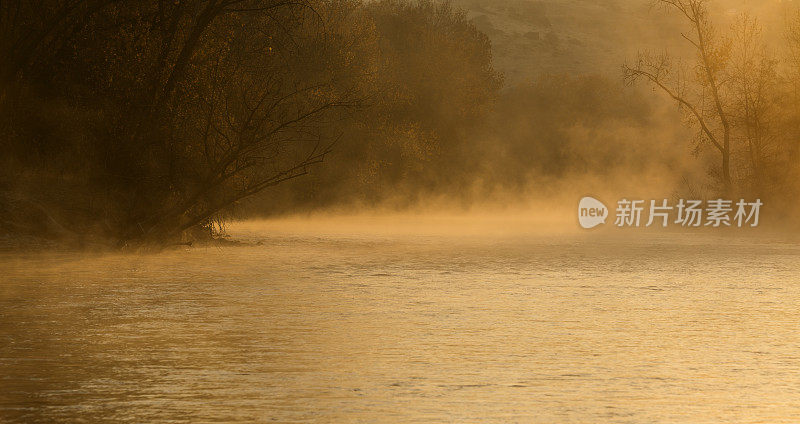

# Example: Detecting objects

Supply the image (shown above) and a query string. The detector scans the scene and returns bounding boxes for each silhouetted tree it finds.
[0,0,375,246]
[624,0,734,194]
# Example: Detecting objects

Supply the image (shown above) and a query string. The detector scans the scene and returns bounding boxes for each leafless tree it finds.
[728,14,779,194]
[624,0,733,193]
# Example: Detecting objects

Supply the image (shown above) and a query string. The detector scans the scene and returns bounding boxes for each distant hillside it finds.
[454,0,795,85]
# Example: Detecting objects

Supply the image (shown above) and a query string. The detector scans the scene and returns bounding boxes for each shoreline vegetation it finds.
[3,210,799,254]
[2,0,800,251]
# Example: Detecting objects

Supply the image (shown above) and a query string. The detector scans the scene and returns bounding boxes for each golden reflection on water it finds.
[1,220,800,422]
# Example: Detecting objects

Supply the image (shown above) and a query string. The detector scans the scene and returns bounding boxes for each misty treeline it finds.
[0,0,501,246]
[2,0,800,248]
[286,0,800,219]
[626,0,800,209]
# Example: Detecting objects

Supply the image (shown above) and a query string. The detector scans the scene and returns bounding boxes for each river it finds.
[1,217,799,422]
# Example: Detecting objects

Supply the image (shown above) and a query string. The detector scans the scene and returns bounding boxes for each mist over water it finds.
[3,0,800,421]
[2,219,800,422]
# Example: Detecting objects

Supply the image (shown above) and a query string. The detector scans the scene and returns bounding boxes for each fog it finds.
[237,0,800,229]
[2,0,800,243]
[5,2,800,422]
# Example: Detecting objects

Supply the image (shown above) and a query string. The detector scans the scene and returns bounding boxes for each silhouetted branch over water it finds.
[0,0,502,247]
[3,0,800,249]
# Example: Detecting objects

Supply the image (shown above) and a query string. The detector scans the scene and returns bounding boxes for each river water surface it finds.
[2,217,800,422]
